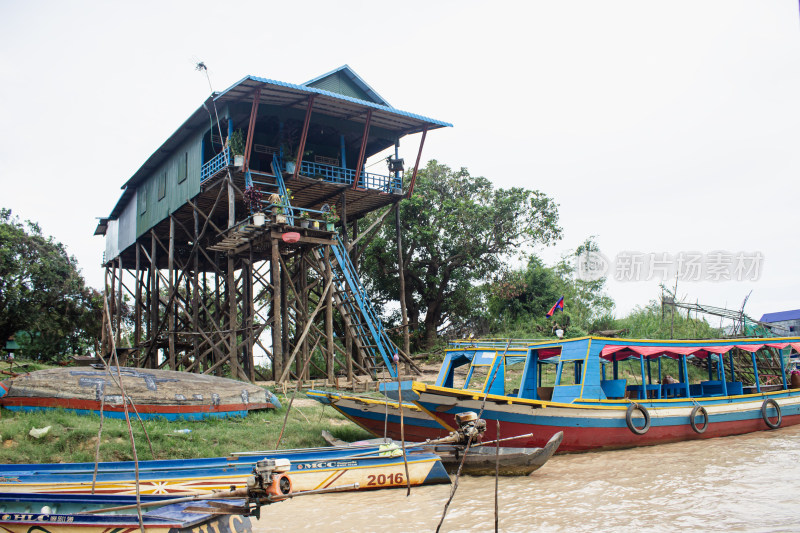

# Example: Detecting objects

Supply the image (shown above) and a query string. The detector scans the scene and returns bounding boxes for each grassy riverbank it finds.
[0,395,373,464]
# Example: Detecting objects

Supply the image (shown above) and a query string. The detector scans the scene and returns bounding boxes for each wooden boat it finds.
[306,389,451,442]
[385,336,800,453]
[322,430,564,476]
[0,444,450,495]
[0,492,253,532]
[0,366,281,420]
[430,431,562,475]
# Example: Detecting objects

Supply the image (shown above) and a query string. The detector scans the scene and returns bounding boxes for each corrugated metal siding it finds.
[308,73,372,102]
[105,219,119,260]
[117,190,137,257]
[136,133,203,237]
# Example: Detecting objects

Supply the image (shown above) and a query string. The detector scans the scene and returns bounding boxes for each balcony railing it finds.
[200,147,231,184]
[295,160,402,193]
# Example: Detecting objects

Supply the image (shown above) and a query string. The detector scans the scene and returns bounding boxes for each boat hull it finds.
[0,446,450,495]
[306,390,450,442]
[411,383,800,453]
[0,367,280,421]
[0,493,252,532]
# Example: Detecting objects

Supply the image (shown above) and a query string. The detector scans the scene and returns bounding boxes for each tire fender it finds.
[761,398,781,429]
[689,405,708,434]
[626,403,650,435]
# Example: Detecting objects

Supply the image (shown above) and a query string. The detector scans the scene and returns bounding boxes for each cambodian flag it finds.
[546,296,565,317]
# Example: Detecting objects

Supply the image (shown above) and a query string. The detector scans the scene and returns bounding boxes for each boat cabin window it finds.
[450,363,471,389]
[465,365,491,391]
[504,359,526,395]
[557,361,583,386]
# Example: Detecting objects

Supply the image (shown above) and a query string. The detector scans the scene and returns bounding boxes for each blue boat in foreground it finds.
[0,492,253,532]
[0,444,450,495]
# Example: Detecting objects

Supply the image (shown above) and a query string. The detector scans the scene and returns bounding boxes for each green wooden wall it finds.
[135,131,203,237]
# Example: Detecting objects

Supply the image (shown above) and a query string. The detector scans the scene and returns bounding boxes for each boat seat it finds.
[601,379,626,399]
[662,382,687,398]
[726,382,743,395]
[701,380,725,397]
[537,387,553,401]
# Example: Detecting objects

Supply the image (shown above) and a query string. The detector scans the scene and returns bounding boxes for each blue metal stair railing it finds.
[326,234,398,377]
[271,153,295,225]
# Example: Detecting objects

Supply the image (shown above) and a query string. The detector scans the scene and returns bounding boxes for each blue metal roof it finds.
[216,75,452,131]
[102,69,451,224]
[760,310,800,323]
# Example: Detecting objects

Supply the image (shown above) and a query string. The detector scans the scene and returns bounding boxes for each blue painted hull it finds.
[0,444,450,494]
[0,492,252,532]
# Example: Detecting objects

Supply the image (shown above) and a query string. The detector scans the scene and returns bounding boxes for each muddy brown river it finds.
[252,424,800,532]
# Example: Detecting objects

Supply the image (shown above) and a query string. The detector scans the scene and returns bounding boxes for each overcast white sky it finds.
[1,1,798,322]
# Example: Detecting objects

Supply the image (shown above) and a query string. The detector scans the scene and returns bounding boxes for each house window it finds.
[139,184,147,214]
[178,152,187,183]
[158,171,167,200]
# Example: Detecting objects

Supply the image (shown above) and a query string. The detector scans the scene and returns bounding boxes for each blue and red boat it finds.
[312,336,800,453]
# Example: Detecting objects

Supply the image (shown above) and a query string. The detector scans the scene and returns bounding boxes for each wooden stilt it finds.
[271,238,283,382]
[168,216,176,370]
[325,246,335,383]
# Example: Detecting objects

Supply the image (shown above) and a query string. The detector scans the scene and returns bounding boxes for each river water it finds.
[253,425,800,532]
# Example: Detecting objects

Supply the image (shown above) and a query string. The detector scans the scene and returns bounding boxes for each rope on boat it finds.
[382,367,390,440]
[102,293,145,533]
[91,393,106,493]
[436,340,511,533]
[395,357,411,497]
[495,418,500,533]
[275,335,322,450]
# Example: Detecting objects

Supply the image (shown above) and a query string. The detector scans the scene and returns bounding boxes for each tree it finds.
[361,161,562,349]
[0,208,101,360]
[486,238,615,338]
[550,237,615,334]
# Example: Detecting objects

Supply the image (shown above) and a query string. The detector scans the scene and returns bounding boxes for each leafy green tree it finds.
[487,238,615,338]
[550,238,615,335]
[0,209,101,361]
[361,161,562,349]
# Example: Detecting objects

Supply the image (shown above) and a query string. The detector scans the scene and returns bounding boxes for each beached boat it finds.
[322,429,564,476]
[307,389,451,442]
[381,336,800,453]
[0,492,253,532]
[0,444,450,495]
[0,366,281,420]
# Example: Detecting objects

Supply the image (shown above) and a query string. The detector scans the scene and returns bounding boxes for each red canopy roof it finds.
[600,342,800,361]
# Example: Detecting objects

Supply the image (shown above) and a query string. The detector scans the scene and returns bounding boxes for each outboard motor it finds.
[454,411,487,443]
[425,411,487,445]
[247,458,292,500]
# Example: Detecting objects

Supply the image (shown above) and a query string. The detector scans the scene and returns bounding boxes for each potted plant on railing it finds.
[267,193,283,223]
[229,129,245,167]
[284,153,296,174]
[297,210,310,228]
[242,186,264,226]
[322,204,339,231]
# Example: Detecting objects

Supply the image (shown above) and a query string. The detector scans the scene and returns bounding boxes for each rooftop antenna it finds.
[195,61,229,165]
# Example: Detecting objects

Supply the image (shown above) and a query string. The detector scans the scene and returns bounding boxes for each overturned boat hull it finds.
[0,366,281,420]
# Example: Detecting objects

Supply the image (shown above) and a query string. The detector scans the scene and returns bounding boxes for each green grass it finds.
[0,394,373,464]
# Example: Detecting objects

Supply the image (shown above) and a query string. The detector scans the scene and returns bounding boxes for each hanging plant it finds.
[242,186,263,214]
[229,129,245,156]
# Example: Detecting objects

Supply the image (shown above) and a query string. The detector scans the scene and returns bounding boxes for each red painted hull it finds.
[426,411,800,452]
